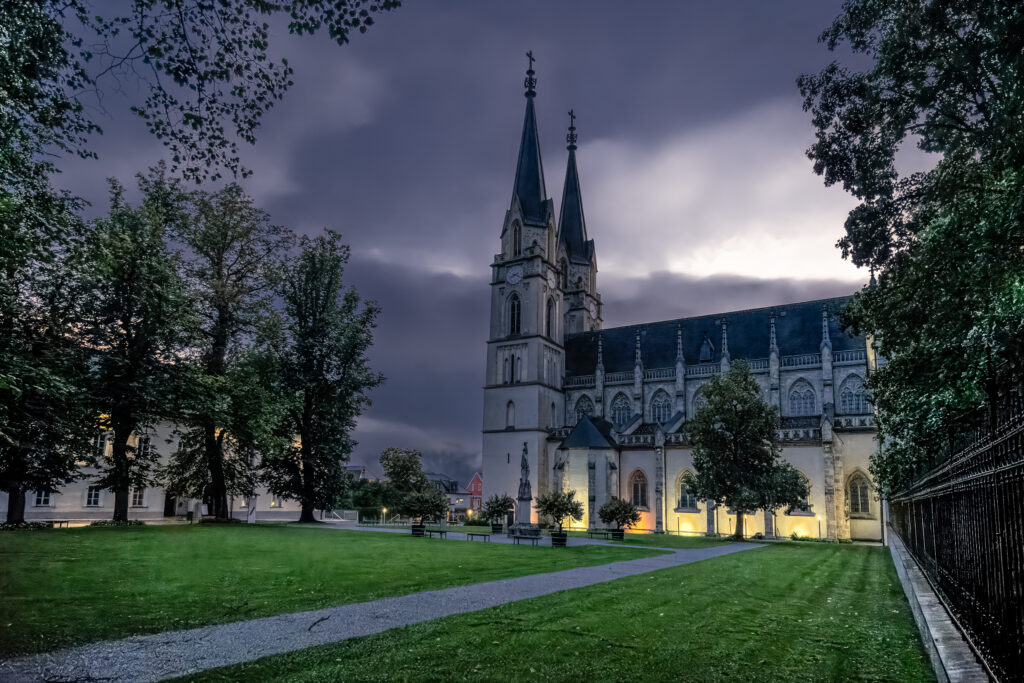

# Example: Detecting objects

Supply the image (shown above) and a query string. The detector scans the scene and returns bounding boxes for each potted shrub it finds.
[534,490,584,548]
[402,487,448,537]
[598,497,641,541]
[481,494,514,534]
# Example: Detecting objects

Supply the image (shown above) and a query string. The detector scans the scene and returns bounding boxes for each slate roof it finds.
[511,95,550,227]
[565,296,864,376]
[559,416,615,449]
[558,147,591,264]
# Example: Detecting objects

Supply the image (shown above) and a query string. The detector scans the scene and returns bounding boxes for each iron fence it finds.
[889,397,1024,681]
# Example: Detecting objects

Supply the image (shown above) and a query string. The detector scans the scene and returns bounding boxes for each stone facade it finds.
[482,64,882,540]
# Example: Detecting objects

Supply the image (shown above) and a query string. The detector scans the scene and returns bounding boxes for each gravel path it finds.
[0,535,760,682]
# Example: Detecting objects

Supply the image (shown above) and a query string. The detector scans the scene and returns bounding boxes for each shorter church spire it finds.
[558,109,589,262]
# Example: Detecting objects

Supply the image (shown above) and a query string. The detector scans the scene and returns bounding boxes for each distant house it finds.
[425,472,471,521]
[345,465,380,482]
[467,472,483,511]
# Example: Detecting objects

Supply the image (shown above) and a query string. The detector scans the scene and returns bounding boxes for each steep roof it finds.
[511,95,550,227]
[565,296,863,376]
[559,416,615,449]
[558,145,590,263]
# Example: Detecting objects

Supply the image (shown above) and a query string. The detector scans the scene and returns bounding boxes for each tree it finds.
[598,497,641,531]
[7,0,398,182]
[260,232,383,523]
[164,183,292,519]
[401,486,447,524]
[379,447,429,494]
[480,493,514,524]
[683,361,808,539]
[74,171,195,521]
[534,490,584,533]
[799,1,1024,493]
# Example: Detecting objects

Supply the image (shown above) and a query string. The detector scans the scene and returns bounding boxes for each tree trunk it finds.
[299,503,317,523]
[297,424,318,524]
[111,426,131,522]
[5,488,26,524]
[734,511,744,540]
[204,421,229,520]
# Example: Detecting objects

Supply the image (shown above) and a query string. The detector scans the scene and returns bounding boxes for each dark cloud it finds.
[53,2,863,490]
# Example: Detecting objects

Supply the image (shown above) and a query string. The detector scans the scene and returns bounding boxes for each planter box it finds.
[551,531,568,548]
[490,522,503,534]
[411,524,425,537]
[610,529,625,541]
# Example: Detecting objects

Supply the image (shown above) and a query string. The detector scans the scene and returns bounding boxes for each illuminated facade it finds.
[482,61,881,540]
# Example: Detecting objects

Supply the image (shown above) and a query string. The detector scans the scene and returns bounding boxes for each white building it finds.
[482,61,881,540]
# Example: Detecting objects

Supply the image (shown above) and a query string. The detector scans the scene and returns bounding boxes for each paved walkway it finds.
[0,531,760,682]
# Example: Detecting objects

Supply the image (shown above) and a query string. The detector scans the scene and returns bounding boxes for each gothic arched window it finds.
[611,393,632,428]
[692,390,707,415]
[676,471,697,510]
[651,390,672,425]
[546,298,554,338]
[550,402,557,428]
[839,375,867,414]
[630,470,649,509]
[788,380,816,416]
[559,258,568,289]
[574,395,594,424]
[848,473,872,516]
[506,401,515,429]
[508,294,521,335]
[511,222,522,256]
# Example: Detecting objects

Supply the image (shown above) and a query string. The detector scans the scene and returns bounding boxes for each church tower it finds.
[482,55,576,513]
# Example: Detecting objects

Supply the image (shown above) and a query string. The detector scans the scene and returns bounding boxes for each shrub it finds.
[89,520,145,527]
[0,522,54,531]
[534,490,584,532]
[481,494,514,524]
[598,497,641,530]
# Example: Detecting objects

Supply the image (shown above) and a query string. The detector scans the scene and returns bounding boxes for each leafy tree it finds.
[379,447,429,494]
[598,497,641,531]
[799,1,1024,493]
[163,183,292,519]
[480,493,514,525]
[401,486,448,523]
[534,490,584,533]
[683,361,808,539]
[260,231,383,523]
[8,0,398,182]
[343,477,401,515]
[74,172,195,521]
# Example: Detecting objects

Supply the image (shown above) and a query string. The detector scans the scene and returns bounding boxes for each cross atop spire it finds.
[524,50,537,97]
[566,109,578,150]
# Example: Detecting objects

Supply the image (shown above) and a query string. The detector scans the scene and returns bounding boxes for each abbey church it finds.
[482,61,882,541]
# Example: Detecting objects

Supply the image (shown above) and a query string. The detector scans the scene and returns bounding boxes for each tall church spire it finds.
[510,51,549,226]
[558,109,589,262]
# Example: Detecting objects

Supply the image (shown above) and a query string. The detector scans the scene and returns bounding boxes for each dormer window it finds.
[699,333,715,363]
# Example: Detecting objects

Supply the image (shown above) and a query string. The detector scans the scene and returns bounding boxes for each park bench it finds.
[48,520,70,528]
[587,529,611,539]
[426,529,448,539]
[511,534,540,546]
[465,532,490,542]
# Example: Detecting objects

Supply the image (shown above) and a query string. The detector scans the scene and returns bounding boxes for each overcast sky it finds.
[57,1,872,487]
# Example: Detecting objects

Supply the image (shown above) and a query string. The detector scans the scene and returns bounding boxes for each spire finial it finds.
[566,109,578,150]
[524,50,537,97]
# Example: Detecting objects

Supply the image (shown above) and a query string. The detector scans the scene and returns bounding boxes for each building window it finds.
[135,434,156,459]
[503,357,509,384]
[93,431,110,458]
[34,491,51,507]
[788,381,816,416]
[611,393,631,429]
[651,391,672,424]
[506,401,516,429]
[699,333,715,363]
[849,473,872,516]
[630,470,649,509]
[574,395,594,424]
[676,473,697,510]
[693,392,707,415]
[512,222,522,256]
[545,298,554,338]
[550,401,558,428]
[131,488,146,507]
[508,294,521,335]
[839,375,867,414]
[559,258,568,289]
[86,487,102,507]
[270,497,282,508]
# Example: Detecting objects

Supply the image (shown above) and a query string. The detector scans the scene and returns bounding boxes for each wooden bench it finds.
[49,520,70,528]
[426,529,447,539]
[465,532,490,542]
[587,529,611,539]
[511,535,540,546]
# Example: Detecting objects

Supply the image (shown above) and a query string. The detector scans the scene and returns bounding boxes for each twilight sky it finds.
[57,1,873,487]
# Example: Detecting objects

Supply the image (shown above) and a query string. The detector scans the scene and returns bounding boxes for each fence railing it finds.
[889,397,1024,681]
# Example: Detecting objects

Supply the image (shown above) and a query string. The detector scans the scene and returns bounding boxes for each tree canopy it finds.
[799,0,1024,493]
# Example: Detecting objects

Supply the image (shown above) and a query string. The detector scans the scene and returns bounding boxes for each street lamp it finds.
[382,507,387,525]
[816,514,822,539]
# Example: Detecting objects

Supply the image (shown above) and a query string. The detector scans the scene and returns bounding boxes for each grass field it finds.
[189,543,932,682]
[0,524,661,657]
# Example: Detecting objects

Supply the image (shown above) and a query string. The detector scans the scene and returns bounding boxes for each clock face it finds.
[506,266,523,285]
[547,270,556,288]
[588,301,597,317]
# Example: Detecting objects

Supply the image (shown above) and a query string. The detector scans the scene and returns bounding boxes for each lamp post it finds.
[382,507,387,525]
[816,514,821,539]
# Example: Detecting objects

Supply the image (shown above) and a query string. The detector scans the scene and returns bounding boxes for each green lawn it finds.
[606,532,732,549]
[189,543,932,682]
[0,524,661,657]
